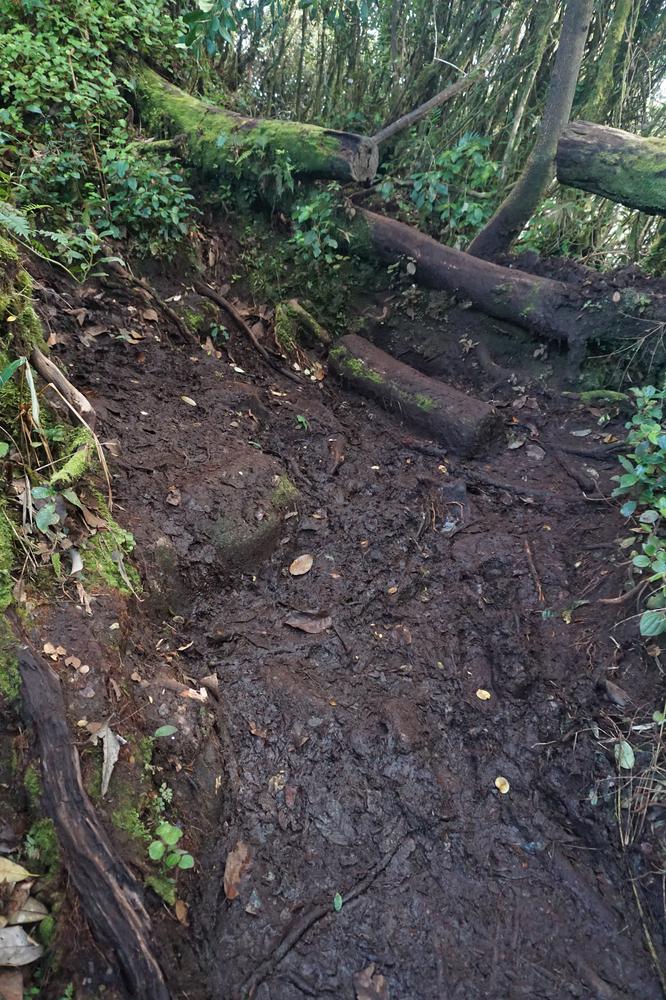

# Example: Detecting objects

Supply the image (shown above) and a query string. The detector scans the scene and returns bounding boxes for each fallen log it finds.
[134,66,378,184]
[17,645,170,1000]
[329,334,503,456]
[556,121,666,215]
[354,209,666,348]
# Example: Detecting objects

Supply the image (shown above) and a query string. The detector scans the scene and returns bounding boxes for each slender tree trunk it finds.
[468,0,593,259]
[579,0,633,121]
[499,6,553,181]
[295,8,307,120]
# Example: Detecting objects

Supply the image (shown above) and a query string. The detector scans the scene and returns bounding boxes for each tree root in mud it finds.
[30,347,96,430]
[241,827,406,999]
[17,644,170,1000]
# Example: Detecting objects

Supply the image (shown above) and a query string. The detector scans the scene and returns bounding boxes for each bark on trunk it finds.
[329,334,503,456]
[468,0,593,259]
[556,122,666,215]
[134,66,378,183]
[355,209,666,347]
[18,646,170,1000]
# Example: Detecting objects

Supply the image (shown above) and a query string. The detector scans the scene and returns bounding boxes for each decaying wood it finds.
[30,348,96,430]
[135,66,378,184]
[17,646,170,1000]
[329,333,503,457]
[556,121,666,215]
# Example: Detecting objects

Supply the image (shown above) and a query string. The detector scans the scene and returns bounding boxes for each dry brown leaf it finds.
[0,926,43,967]
[289,554,313,576]
[142,308,159,322]
[284,610,332,634]
[174,899,189,926]
[223,841,251,900]
[0,861,36,886]
[81,505,108,530]
[0,969,23,1000]
[248,721,269,740]
[354,963,389,1000]
[65,655,81,670]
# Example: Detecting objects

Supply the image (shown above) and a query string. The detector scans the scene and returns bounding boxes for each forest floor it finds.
[3,236,666,1000]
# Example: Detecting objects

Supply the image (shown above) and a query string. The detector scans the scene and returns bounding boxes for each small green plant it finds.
[295,414,310,432]
[148,821,194,871]
[612,385,666,635]
[291,186,348,265]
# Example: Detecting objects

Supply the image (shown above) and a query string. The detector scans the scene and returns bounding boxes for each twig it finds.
[30,348,96,430]
[598,579,649,605]
[241,829,404,998]
[524,540,545,603]
[193,281,301,384]
[104,258,196,345]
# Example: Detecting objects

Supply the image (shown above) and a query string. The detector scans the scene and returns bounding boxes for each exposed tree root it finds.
[30,348,96,430]
[16,642,170,1000]
[103,257,196,345]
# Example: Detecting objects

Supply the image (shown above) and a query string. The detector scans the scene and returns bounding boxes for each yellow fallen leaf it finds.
[387,586,398,595]
[181,396,197,407]
[476,688,491,701]
[289,553,313,576]
[494,776,510,795]
[0,859,37,885]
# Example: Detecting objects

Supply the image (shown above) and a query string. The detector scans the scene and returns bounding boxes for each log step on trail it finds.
[329,334,503,457]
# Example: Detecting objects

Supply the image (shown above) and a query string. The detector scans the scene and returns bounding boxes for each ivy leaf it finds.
[35,501,59,533]
[640,610,666,636]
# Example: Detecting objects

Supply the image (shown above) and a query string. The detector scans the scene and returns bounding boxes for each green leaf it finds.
[640,610,666,636]
[632,555,651,568]
[156,822,182,846]
[31,486,53,500]
[620,501,637,517]
[333,892,343,912]
[178,853,194,870]
[148,840,165,861]
[0,357,25,387]
[0,442,8,458]
[614,740,635,770]
[154,725,178,739]
[165,851,181,869]
[35,501,59,533]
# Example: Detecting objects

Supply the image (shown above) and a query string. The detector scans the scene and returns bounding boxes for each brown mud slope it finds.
[12,270,666,999]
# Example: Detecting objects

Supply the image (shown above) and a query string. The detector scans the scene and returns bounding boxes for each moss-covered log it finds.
[134,66,378,184]
[354,209,666,349]
[556,122,666,215]
[329,334,503,456]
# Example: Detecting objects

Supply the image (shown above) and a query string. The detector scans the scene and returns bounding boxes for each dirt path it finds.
[18,286,666,999]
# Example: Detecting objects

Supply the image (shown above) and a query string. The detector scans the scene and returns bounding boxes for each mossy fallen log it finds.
[134,66,378,184]
[353,209,666,349]
[329,334,503,456]
[556,122,666,215]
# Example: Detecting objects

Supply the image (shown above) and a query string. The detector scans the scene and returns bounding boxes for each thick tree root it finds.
[17,645,170,1000]
[329,334,503,457]
[30,348,96,430]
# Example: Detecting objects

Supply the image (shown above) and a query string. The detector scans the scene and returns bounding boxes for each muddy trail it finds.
[10,261,666,1000]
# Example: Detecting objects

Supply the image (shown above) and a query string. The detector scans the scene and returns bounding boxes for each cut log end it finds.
[347,136,379,183]
[329,334,504,457]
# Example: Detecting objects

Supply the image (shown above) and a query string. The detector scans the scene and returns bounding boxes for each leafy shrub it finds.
[612,386,666,636]
[291,187,348,264]
[377,134,499,246]
[0,0,196,260]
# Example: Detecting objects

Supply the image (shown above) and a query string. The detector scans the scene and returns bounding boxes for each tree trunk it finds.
[134,66,378,183]
[468,0,593,259]
[556,122,666,215]
[354,209,666,348]
[329,334,503,456]
[579,0,633,122]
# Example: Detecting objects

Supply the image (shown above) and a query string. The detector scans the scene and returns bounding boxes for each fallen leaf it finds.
[354,963,389,1000]
[65,655,81,671]
[494,776,510,794]
[0,969,23,1000]
[604,679,630,707]
[284,610,332,634]
[570,429,592,437]
[81,505,108,530]
[89,721,122,797]
[268,771,286,794]
[476,689,491,701]
[0,860,36,886]
[223,841,251,900]
[0,926,43,966]
[614,740,635,770]
[245,889,262,915]
[181,396,197,407]
[526,444,545,461]
[142,308,159,322]
[387,586,398,595]
[166,486,181,506]
[248,721,269,740]
[7,897,48,926]
[289,554,313,576]
[174,899,189,926]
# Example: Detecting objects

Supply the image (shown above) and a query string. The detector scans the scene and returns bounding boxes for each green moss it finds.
[136,735,154,773]
[50,427,95,486]
[25,818,60,880]
[274,303,298,354]
[0,236,18,266]
[37,914,57,946]
[332,348,383,384]
[111,803,150,842]
[271,475,298,510]
[415,393,435,412]
[145,873,177,906]
[0,498,14,612]
[83,495,141,595]
[0,618,20,702]
[24,764,42,806]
